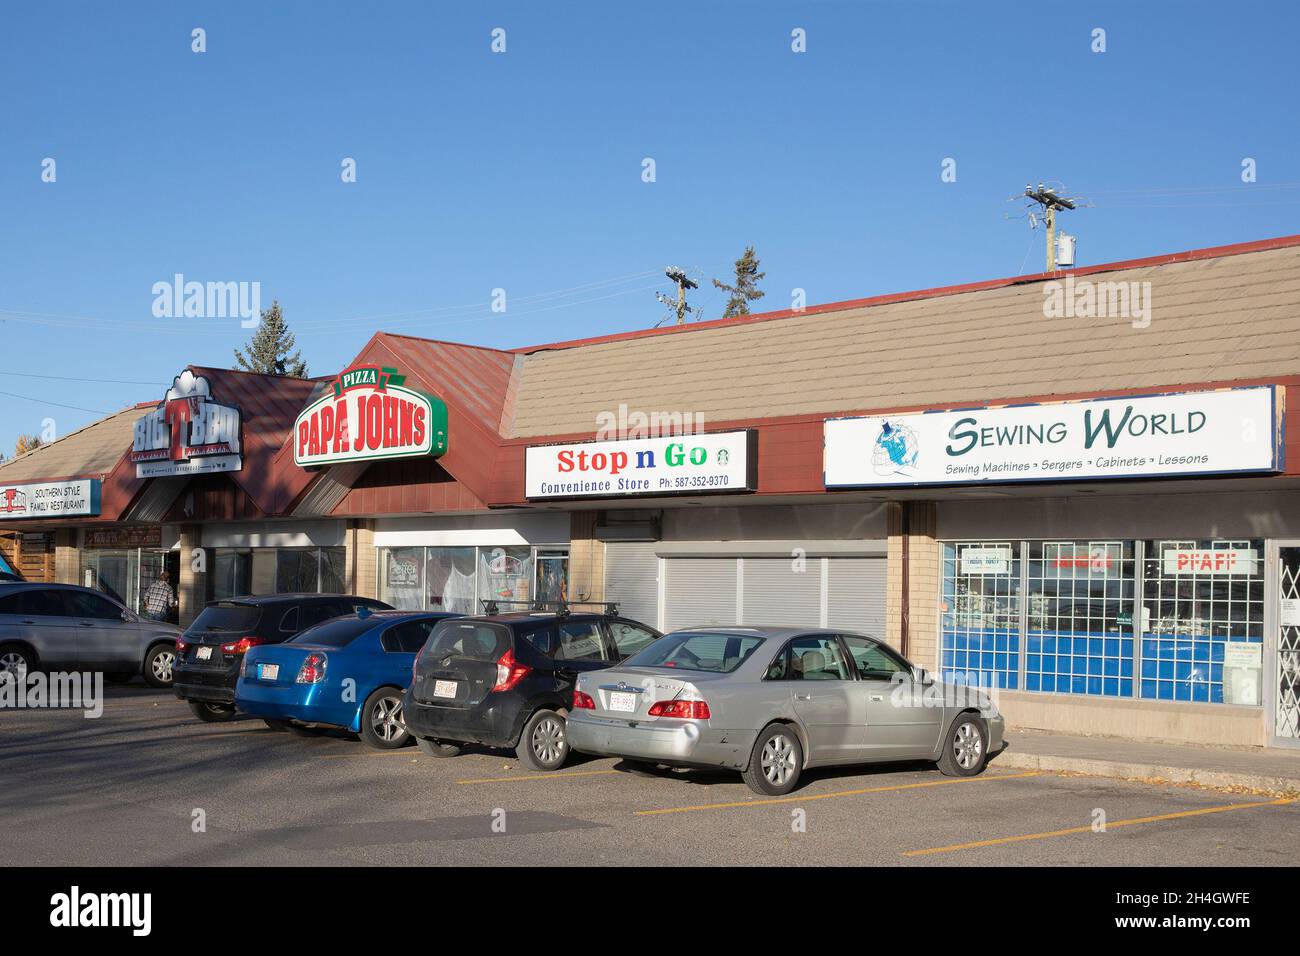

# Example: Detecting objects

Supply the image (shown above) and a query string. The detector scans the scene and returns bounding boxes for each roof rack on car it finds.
[478,599,620,618]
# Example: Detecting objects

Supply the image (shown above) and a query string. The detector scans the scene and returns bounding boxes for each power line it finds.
[0,388,112,415]
[0,370,159,386]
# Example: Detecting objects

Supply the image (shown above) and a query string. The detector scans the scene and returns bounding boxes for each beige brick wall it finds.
[347,521,377,599]
[885,502,940,669]
[567,511,605,606]
[54,529,80,585]
[177,524,205,628]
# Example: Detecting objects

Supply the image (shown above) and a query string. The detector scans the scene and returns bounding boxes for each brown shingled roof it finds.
[0,403,146,482]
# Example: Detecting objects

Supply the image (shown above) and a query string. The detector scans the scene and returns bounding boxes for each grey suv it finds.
[0,583,181,687]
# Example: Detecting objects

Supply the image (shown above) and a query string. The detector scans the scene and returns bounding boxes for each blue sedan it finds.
[235,610,459,749]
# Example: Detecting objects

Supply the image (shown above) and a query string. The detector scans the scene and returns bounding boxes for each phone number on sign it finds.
[660,474,737,490]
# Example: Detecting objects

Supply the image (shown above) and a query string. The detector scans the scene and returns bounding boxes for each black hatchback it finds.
[174,593,391,722]
[405,606,660,770]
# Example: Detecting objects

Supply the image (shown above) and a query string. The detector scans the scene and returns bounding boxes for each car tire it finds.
[263,718,290,732]
[188,700,236,722]
[415,736,461,757]
[142,644,177,688]
[936,713,988,777]
[360,687,410,750]
[516,709,569,771]
[742,723,804,795]
[0,644,34,685]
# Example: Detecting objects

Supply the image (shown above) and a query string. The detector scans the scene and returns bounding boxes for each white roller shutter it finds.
[603,541,660,629]
[826,557,887,637]
[741,558,822,628]
[663,558,738,631]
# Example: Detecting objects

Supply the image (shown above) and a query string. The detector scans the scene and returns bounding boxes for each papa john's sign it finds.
[294,366,448,468]
[132,370,243,478]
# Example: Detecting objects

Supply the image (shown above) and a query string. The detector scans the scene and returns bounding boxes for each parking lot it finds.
[4,685,1297,867]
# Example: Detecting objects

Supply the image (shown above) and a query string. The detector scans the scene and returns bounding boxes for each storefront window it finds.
[940,542,1020,689]
[941,538,1263,707]
[535,549,569,604]
[380,547,424,610]
[1026,541,1135,697]
[1141,539,1264,704]
[377,545,564,614]
[478,546,533,608]
[424,547,477,613]
[212,547,346,601]
[80,547,179,622]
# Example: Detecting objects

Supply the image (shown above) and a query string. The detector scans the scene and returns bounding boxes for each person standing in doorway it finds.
[143,570,177,622]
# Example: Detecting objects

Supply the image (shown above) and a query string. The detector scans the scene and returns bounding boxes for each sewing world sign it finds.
[294,366,448,468]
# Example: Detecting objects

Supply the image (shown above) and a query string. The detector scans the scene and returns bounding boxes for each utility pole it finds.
[655,267,699,326]
[1024,184,1077,271]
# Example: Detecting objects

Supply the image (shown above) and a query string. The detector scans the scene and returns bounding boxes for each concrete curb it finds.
[993,750,1300,796]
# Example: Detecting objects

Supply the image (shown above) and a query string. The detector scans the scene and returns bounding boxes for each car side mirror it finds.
[914,667,935,686]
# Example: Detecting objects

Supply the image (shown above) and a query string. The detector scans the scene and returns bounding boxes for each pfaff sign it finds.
[1163,548,1259,575]
[294,366,448,468]
[0,480,100,519]
[131,371,242,478]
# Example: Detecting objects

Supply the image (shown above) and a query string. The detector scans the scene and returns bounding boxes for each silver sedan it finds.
[566,626,1005,795]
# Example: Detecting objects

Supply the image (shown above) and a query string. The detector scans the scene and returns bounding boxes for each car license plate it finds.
[433,680,458,699]
[258,663,280,681]
[196,646,213,661]
[609,691,637,713]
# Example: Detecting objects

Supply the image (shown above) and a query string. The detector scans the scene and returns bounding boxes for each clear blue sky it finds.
[1,0,1296,456]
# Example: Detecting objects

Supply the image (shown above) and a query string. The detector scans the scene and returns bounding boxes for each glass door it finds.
[1276,544,1300,745]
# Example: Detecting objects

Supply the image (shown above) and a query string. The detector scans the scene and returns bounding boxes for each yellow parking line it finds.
[634,770,1040,815]
[904,796,1297,857]
[456,769,622,785]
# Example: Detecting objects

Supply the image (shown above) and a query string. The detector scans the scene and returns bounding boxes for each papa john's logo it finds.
[131,370,243,478]
[0,488,28,514]
[872,419,919,476]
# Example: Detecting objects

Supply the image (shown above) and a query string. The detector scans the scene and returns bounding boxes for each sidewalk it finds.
[993,728,1300,795]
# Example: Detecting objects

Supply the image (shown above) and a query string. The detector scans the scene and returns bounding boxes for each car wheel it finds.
[360,687,410,750]
[516,709,569,771]
[188,700,236,722]
[263,718,290,732]
[743,724,803,795]
[0,645,34,685]
[415,736,461,757]
[937,713,988,777]
[143,644,176,688]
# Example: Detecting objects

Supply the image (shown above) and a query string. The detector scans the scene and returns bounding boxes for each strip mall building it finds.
[4,236,1299,750]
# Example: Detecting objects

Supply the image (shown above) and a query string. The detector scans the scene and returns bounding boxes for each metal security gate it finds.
[1276,544,1300,745]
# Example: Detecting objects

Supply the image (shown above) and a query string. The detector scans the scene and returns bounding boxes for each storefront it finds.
[80,526,180,622]
[4,233,1299,750]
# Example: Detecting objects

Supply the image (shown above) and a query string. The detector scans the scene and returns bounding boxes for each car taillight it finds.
[647,699,711,719]
[221,636,263,655]
[296,653,328,684]
[491,648,531,692]
[176,638,189,653]
[573,689,595,710]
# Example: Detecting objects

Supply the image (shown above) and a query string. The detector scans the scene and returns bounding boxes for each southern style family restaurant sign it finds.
[132,370,243,478]
[0,479,100,519]
[824,386,1282,488]
[294,366,448,467]
[526,430,756,499]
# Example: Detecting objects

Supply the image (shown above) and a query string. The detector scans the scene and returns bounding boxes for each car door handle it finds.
[794,693,813,701]
[869,694,885,701]
[78,621,95,627]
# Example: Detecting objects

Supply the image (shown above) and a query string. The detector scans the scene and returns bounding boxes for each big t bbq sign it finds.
[294,366,448,468]
[132,371,243,478]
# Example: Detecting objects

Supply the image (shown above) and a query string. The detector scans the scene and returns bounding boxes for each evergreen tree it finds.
[712,246,766,318]
[233,301,308,377]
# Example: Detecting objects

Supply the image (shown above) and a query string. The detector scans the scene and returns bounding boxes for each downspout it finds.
[900,503,911,659]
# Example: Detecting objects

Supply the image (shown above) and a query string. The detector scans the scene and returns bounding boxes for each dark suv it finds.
[405,603,660,770]
[174,593,391,721]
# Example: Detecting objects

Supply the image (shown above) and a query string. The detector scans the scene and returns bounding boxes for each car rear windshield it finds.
[622,631,766,673]
[190,604,262,633]
[289,616,377,648]
[423,620,510,662]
